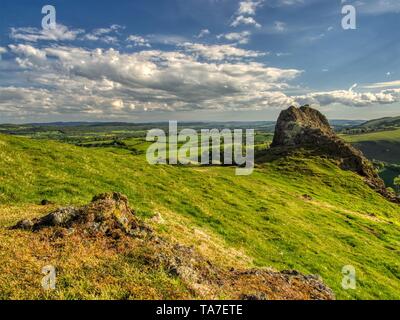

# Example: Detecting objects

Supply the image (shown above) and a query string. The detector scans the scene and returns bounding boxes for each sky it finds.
[0,0,400,123]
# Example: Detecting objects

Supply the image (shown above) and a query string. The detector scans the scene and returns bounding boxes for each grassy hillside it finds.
[357,116,400,131]
[343,129,400,164]
[0,134,399,299]
[342,129,400,187]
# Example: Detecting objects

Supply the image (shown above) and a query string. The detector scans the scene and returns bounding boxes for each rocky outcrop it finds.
[271,105,399,202]
[12,192,335,300]
[13,192,149,238]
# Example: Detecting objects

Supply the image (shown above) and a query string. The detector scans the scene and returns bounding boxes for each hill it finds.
[343,129,400,164]
[356,116,400,131]
[342,129,400,188]
[0,133,399,299]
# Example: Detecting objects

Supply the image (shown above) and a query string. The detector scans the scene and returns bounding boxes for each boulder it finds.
[13,192,145,236]
[271,106,399,202]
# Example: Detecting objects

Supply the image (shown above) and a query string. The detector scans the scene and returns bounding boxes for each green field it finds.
[342,129,400,188]
[343,129,400,165]
[344,128,400,144]
[0,133,399,299]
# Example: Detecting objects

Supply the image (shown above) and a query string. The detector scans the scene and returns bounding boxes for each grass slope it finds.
[357,116,400,130]
[0,134,399,299]
[343,129,400,164]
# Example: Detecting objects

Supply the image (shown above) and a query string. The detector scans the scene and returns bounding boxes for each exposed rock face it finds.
[271,106,398,202]
[13,192,147,237]
[12,192,335,300]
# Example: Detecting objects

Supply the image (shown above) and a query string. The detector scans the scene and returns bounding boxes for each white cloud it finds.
[111,99,125,110]
[196,29,210,38]
[217,31,251,44]
[147,34,189,45]
[231,16,261,28]
[4,42,400,119]
[8,44,47,68]
[231,1,263,28]
[83,25,123,43]
[0,43,302,118]
[10,24,84,42]
[181,43,265,60]
[294,88,400,107]
[126,35,151,47]
[5,22,399,121]
[363,80,400,89]
[238,1,263,15]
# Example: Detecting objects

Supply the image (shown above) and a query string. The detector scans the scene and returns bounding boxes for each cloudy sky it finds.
[0,0,400,123]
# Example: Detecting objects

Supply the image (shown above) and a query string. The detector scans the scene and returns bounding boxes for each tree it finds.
[393,175,400,193]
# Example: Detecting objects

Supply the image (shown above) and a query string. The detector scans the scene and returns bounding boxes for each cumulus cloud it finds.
[0,43,303,118]
[83,24,123,43]
[231,1,263,28]
[238,1,264,15]
[294,88,400,107]
[195,29,210,38]
[231,16,261,28]
[8,44,47,68]
[181,43,265,60]
[126,35,151,47]
[217,31,251,44]
[4,21,399,121]
[10,24,84,42]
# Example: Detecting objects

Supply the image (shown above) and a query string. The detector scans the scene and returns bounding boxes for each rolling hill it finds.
[0,133,399,299]
[356,116,400,131]
[343,128,400,164]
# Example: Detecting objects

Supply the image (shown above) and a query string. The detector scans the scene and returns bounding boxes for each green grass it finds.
[0,134,399,299]
[342,129,400,164]
[343,128,400,143]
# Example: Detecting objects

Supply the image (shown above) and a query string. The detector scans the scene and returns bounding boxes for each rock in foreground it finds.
[13,192,146,237]
[12,192,335,300]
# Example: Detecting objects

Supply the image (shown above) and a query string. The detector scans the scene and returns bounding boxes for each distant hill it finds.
[344,128,400,163]
[342,115,400,188]
[0,119,364,136]
[341,115,400,135]
[358,116,400,131]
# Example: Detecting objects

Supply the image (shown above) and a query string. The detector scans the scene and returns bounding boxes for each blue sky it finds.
[0,0,400,122]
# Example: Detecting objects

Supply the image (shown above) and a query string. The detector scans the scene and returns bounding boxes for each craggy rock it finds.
[141,237,335,300]
[271,105,399,203]
[13,192,147,237]
[12,192,335,300]
[227,269,334,300]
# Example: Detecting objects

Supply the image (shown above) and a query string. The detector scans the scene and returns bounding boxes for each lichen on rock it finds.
[12,192,147,237]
